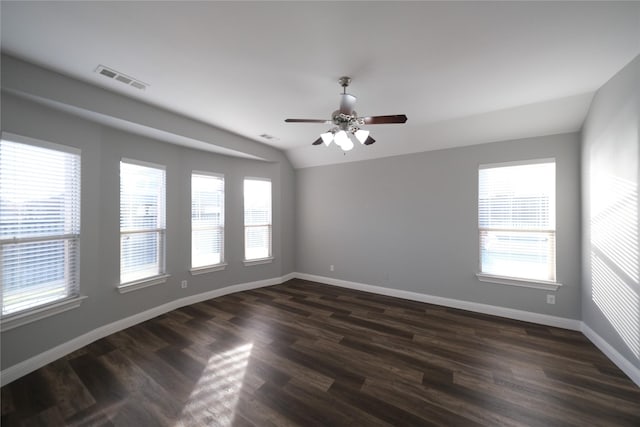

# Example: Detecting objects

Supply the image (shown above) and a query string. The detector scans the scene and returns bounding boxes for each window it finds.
[120,160,166,285]
[0,135,81,317]
[243,178,272,263]
[478,160,556,284]
[191,172,225,271]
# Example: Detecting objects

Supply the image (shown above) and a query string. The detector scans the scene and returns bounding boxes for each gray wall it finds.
[0,91,295,370]
[296,133,582,319]
[4,50,638,379]
[581,55,640,370]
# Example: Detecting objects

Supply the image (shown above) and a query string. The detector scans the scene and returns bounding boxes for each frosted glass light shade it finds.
[341,136,354,151]
[320,132,334,146]
[354,129,370,144]
[334,130,349,147]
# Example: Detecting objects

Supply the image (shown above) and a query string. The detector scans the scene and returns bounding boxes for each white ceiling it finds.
[2,1,639,168]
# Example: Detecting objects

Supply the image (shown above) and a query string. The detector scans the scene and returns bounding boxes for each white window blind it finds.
[244,178,272,261]
[0,137,81,316]
[192,173,224,269]
[479,160,556,282]
[120,160,166,284]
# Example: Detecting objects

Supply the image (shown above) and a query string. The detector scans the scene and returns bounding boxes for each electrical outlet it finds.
[181,280,188,289]
[330,265,334,272]
[546,294,556,305]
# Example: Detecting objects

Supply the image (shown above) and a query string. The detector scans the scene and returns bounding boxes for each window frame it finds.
[0,132,85,330]
[243,177,273,266]
[118,158,169,293]
[476,158,562,291]
[190,171,227,274]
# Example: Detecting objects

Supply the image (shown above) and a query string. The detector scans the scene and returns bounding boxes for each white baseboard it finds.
[4,272,638,390]
[295,273,582,331]
[1,274,290,386]
[581,323,640,387]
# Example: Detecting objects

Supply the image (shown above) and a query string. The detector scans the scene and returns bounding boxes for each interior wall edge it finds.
[295,272,581,331]
[581,323,640,388]
[1,54,290,165]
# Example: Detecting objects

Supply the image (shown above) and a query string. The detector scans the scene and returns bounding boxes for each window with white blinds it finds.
[479,160,556,282]
[244,178,272,261]
[192,172,225,269]
[0,136,81,316]
[120,160,166,284]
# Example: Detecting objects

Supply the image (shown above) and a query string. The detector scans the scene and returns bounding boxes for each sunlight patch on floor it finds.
[176,342,253,426]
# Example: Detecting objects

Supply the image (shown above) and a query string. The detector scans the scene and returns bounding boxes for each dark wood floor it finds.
[2,279,639,426]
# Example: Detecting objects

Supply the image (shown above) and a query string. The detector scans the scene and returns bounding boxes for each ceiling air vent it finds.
[95,65,148,91]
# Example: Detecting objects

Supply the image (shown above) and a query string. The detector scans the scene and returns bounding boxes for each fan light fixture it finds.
[285,76,407,152]
[320,126,366,151]
[322,129,355,151]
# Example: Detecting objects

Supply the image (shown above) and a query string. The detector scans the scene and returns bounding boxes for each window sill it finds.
[1,296,88,332]
[117,274,170,294]
[243,257,274,266]
[190,263,228,276]
[476,273,562,291]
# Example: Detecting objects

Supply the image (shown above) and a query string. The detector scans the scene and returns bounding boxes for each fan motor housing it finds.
[332,110,364,132]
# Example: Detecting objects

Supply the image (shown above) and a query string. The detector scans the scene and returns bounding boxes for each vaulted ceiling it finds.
[2,1,639,168]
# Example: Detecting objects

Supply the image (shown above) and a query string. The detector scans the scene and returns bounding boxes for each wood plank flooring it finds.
[2,278,639,426]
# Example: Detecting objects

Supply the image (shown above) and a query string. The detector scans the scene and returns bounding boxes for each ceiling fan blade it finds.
[363,136,376,145]
[285,118,332,123]
[339,93,357,114]
[311,137,323,145]
[361,114,408,124]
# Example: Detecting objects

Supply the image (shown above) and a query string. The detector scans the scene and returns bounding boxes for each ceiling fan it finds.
[285,76,407,152]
